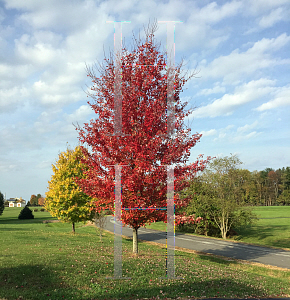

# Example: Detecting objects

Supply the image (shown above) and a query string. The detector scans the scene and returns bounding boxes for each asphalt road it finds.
[98,215,290,270]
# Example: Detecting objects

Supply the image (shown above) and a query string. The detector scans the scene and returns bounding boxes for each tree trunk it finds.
[133,227,138,254]
[72,222,75,234]
[221,213,227,240]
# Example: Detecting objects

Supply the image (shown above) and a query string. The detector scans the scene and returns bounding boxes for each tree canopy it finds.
[179,155,257,239]
[45,145,96,234]
[76,22,210,253]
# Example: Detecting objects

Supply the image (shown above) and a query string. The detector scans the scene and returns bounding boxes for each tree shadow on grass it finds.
[195,253,240,266]
[0,217,57,225]
[235,225,290,248]
[0,264,77,300]
[236,225,288,240]
[0,215,58,225]
[271,238,290,250]
[89,276,287,300]
[0,228,29,231]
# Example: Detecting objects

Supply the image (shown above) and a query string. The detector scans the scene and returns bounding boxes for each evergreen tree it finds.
[18,206,34,220]
[0,191,4,216]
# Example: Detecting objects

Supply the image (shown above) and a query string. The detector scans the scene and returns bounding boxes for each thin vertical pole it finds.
[106,21,130,137]
[106,164,130,280]
[159,20,183,280]
[159,165,183,280]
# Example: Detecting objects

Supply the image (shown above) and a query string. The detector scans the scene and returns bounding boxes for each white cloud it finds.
[0,63,36,88]
[237,120,259,133]
[255,85,290,111]
[211,124,262,143]
[233,131,261,142]
[200,129,217,137]
[15,33,65,67]
[249,33,290,53]
[212,124,235,141]
[197,84,226,96]
[173,1,243,52]
[0,86,30,112]
[258,7,288,28]
[199,33,290,83]
[225,125,234,130]
[243,0,290,15]
[64,105,93,123]
[197,1,243,23]
[193,79,276,118]
[219,132,227,139]
[4,0,106,33]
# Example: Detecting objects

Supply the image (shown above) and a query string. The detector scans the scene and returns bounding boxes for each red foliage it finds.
[175,212,203,226]
[76,31,210,230]
[38,197,45,206]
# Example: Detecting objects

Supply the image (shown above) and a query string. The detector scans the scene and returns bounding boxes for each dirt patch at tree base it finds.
[42,220,61,224]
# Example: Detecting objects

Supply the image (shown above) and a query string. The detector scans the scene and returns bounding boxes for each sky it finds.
[0,0,289,202]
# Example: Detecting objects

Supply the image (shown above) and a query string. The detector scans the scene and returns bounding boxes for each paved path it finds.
[99,216,290,269]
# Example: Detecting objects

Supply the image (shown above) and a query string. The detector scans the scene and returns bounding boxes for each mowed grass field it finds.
[146,206,290,250]
[0,207,289,300]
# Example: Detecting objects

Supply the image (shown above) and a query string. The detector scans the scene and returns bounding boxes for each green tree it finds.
[30,195,38,206]
[233,169,253,206]
[0,191,5,216]
[177,177,219,236]
[205,155,258,239]
[181,155,257,239]
[36,194,42,203]
[278,167,290,205]
[45,145,96,234]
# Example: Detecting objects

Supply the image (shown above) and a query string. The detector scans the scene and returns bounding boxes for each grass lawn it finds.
[0,207,289,300]
[146,206,290,250]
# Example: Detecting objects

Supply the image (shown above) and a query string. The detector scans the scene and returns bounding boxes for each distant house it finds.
[7,197,26,208]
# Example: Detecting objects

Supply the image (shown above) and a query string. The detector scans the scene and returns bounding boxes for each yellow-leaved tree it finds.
[45,145,96,234]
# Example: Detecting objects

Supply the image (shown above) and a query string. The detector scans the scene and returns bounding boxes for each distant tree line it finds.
[28,194,45,206]
[179,165,290,209]
[226,166,290,206]
[253,167,290,206]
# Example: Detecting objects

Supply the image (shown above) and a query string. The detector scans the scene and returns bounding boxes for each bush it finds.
[40,208,45,212]
[34,209,38,212]
[18,206,34,219]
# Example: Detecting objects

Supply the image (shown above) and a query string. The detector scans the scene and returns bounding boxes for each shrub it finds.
[40,208,45,212]
[18,206,34,219]
[34,209,38,212]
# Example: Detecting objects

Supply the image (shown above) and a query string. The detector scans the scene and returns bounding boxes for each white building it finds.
[7,197,26,207]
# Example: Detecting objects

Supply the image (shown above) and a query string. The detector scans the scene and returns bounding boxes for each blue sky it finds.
[0,0,289,202]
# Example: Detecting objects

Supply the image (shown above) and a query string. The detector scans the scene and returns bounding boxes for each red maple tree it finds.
[76,23,210,253]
